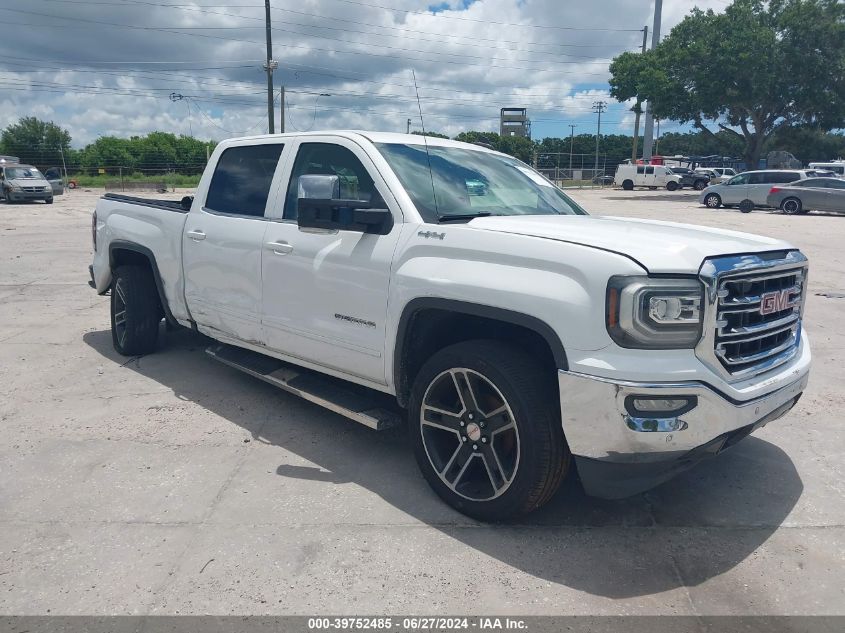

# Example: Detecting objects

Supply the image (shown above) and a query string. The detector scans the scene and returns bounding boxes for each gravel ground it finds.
[0,186,842,616]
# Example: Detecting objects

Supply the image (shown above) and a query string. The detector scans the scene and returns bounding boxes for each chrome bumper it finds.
[558,364,809,498]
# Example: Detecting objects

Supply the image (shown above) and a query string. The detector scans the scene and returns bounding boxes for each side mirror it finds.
[297,199,393,235]
[180,195,194,211]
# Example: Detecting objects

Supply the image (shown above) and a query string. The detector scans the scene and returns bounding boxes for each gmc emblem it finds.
[760,289,793,315]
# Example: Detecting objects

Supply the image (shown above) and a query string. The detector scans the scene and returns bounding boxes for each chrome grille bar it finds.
[697,251,807,381]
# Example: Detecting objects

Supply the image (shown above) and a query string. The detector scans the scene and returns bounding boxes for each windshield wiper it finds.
[437,212,496,223]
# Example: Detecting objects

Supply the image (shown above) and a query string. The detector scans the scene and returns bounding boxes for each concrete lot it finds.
[0,187,843,615]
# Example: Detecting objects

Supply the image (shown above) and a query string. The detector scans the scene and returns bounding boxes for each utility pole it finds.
[631,25,648,162]
[592,101,607,179]
[568,124,576,173]
[279,86,285,133]
[406,118,412,134]
[642,0,662,161]
[263,0,277,134]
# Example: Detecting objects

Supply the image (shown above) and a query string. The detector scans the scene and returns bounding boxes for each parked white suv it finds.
[614,163,681,191]
[89,131,811,520]
[700,169,815,212]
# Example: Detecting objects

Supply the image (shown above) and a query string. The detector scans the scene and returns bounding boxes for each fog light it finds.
[626,416,688,432]
[626,395,697,417]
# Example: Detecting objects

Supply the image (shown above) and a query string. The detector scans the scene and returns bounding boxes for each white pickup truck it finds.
[89,131,811,520]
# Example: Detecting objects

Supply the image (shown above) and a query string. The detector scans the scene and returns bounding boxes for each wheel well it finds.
[109,243,174,324]
[395,304,565,407]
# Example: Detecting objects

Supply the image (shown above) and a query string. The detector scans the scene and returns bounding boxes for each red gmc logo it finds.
[760,290,793,315]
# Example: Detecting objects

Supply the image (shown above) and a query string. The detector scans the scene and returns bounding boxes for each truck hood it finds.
[468,215,792,273]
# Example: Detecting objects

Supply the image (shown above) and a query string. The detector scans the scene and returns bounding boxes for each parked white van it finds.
[614,164,681,191]
[808,162,845,177]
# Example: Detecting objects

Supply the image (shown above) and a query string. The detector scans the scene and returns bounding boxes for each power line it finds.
[323,0,644,31]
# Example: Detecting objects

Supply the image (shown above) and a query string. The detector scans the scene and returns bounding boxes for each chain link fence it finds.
[534,153,622,189]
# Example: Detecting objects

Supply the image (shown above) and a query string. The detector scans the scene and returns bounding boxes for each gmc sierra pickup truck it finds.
[90,131,811,520]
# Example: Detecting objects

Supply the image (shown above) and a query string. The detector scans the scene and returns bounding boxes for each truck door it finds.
[260,138,403,384]
[644,165,656,187]
[182,141,285,343]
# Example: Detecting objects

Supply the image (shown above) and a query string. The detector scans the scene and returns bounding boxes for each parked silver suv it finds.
[699,169,815,212]
[0,164,54,204]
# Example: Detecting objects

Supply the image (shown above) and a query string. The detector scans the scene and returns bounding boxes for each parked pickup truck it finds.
[90,131,811,520]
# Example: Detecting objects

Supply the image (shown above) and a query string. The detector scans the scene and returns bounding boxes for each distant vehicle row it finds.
[700,170,845,214]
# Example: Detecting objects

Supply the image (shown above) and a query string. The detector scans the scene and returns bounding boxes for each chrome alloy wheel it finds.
[113,278,128,348]
[420,368,520,501]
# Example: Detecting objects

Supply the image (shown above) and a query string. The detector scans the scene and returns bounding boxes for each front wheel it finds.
[666,181,679,191]
[45,197,53,204]
[703,193,722,208]
[781,197,803,215]
[693,180,708,191]
[409,340,569,521]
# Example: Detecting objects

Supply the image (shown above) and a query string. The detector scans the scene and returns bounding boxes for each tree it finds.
[0,117,72,168]
[608,0,845,168]
[411,130,449,139]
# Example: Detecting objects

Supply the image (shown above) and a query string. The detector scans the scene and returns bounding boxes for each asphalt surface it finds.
[0,187,843,615]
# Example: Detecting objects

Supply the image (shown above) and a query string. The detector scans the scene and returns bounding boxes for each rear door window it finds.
[205,144,284,217]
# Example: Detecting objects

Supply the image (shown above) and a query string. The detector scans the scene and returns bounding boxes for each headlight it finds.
[606,276,703,349]
[8,183,22,191]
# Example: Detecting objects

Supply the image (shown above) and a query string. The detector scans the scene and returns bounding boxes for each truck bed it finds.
[102,193,190,213]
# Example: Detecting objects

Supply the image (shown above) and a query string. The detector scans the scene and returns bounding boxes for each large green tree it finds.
[609,0,845,168]
[0,117,73,168]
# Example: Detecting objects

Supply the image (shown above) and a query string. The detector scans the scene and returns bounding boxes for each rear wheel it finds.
[622,180,634,191]
[704,193,722,208]
[409,340,569,521]
[781,197,803,215]
[110,265,161,355]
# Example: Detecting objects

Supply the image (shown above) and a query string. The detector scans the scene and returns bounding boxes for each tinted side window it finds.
[645,166,654,175]
[824,179,845,189]
[747,173,766,184]
[767,172,801,184]
[205,144,284,217]
[636,166,645,174]
[284,143,377,220]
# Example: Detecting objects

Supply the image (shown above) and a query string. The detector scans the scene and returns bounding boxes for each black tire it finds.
[45,197,53,205]
[739,199,754,214]
[666,181,679,191]
[110,265,161,355]
[781,197,803,215]
[622,180,634,191]
[693,179,708,191]
[703,193,722,209]
[409,340,569,521]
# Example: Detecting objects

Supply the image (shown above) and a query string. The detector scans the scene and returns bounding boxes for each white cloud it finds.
[0,0,725,145]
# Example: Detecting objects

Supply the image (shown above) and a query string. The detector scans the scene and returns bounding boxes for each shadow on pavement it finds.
[83,328,803,600]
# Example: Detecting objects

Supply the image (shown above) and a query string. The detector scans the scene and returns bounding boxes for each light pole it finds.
[568,124,576,174]
[407,118,412,134]
[592,101,607,180]
[631,25,648,161]
[643,0,663,161]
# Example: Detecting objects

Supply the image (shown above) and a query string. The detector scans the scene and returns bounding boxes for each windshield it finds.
[6,167,44,179]
[376,143,587,222]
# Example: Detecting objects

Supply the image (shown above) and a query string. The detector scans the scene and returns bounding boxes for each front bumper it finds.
[558,364,809,499]
[6,190,51,201]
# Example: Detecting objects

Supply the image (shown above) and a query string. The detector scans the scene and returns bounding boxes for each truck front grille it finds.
[698,251,807,380]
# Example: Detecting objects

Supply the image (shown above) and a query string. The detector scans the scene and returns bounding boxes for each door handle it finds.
[266,240,293,255]
[186,230,206,241]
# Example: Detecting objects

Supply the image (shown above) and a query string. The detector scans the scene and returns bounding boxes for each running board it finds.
[205,344,401,431]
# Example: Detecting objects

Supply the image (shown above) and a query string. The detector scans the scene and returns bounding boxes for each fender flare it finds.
[108,240,178,325]
[393,297,568,405]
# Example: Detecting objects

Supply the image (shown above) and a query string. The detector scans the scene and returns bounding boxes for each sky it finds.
[0,0,732,148]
